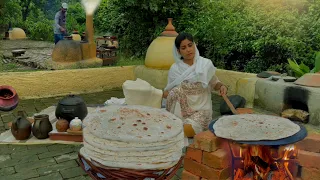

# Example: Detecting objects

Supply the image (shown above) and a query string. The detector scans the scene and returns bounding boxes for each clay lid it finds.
[294,73,320,87]
[160,18,178,37]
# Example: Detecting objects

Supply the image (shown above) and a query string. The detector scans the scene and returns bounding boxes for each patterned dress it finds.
[166,77,219,134]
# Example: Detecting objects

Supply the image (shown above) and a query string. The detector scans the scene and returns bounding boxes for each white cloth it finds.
[165,43,220,133]
[104,97,126,106]
[123,78,163,108]
[164,44,217,91]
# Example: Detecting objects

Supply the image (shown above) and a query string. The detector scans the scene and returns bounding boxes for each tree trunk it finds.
[22,0,32,21]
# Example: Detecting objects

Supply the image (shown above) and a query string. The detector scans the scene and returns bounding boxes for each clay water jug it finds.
[11,111,31,140]
[32,114,53,139]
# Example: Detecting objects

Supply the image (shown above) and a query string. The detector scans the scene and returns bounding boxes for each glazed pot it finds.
[32,114,53,139]
[11,111,31,140]
[56,119,69,132]
[0,85,19,112]
[55,95,88,122]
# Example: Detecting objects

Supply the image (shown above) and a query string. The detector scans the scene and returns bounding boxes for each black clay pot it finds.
[32,114,52,139]
[55,95,88,122]
[11,111,31,140]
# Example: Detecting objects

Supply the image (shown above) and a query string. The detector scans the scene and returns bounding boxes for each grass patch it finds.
[115,55,144,66]
[0,53,20,71]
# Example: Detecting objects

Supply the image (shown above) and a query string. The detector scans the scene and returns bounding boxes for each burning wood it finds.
[234,145,296,180]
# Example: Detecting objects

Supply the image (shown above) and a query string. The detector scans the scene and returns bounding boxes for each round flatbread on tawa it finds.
[212,114,301,141]
[84,105,183,143]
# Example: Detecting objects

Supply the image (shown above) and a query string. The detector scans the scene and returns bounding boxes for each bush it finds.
[94,0,320,73]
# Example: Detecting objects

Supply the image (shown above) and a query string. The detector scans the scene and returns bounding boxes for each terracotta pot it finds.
[294,73,320,87]
[56,119,69,132]
[32,114,53,139]
[161,18,178,37]
[0,85,19,112]
[11,111,31,140]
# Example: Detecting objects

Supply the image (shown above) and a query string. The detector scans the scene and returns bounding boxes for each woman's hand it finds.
[219,85,228,96]
[163,90,169,98]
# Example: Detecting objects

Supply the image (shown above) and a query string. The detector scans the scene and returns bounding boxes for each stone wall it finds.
[182,131,231,180]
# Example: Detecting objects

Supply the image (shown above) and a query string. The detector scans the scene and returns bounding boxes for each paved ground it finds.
[0,90,222,180]
[0,40,53,70]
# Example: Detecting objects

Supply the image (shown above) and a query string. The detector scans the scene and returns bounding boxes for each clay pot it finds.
[0,85,19,112]
[69,117,82,131]
[160,18,178,37]
[56,119,69,132]
[11,111,31,140]
[294,73,320,87]
[32,114,53,139]
[55,95,88,122]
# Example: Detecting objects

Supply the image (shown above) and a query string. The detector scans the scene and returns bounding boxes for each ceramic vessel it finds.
[32,114,53,139]
[294,73,320,87]
[70,117,82,131]
[55,95,88,122]
[0,85,19,112]
[56,119,69,132]
[11,111,31,140]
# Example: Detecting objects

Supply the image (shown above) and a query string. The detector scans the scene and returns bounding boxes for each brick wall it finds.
[182,131,231,180]
[296,133,320,180]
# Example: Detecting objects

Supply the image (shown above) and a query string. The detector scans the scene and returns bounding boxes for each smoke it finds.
[81,0,102,15]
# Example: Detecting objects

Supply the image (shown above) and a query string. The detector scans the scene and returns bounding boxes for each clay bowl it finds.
[0,85,19,112]
[294,73,320,87]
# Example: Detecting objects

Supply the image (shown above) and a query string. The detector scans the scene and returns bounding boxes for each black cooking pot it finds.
[55,95,88,122]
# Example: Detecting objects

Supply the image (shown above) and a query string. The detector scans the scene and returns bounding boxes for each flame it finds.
[234,144,296,180]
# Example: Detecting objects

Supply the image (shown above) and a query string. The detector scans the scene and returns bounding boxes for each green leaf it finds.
[287,59,305,77]
[310,67,315,73]
[315,52,320,73]
[299,62,310,73]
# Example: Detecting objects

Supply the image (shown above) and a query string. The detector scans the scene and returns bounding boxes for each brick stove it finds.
[182,130,320,180]
[182,131,231,180]
[181,111,320,180]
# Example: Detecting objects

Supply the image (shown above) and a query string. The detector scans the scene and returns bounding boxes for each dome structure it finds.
[9,28,27,40]
[145,18,178,70]
[52,40,82,63]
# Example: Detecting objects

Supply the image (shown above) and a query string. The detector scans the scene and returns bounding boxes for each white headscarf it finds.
[164,43,217,91]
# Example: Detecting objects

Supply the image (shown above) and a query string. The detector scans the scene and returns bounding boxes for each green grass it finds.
[115,55,144,66]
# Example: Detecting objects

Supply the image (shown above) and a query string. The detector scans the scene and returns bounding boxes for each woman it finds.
[163,32,228,138]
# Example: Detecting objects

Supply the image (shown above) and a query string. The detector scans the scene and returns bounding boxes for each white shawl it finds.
[164,44,217,91]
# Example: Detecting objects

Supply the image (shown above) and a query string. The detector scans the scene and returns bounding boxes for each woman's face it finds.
[178,39,195,61]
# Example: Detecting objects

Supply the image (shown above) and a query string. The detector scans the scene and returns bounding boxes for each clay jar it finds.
[32,114,53,139]
[11,111,31,140]
[0,85,19,112]
[56,119,69,132]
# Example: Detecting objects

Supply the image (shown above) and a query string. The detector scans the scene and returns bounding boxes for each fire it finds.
[234,144,297,180]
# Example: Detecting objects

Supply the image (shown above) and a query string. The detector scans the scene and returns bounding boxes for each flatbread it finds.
[83,128,184,151]
[213,114,301,141]
[84,105,183,143]
[80,148,180,170]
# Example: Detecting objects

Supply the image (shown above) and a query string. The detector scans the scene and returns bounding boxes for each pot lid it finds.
[59,95,85,106]
[160,18,178,37]
[294,73,320,87]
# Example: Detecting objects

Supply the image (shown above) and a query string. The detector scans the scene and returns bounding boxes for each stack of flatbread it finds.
[80,105,184,170]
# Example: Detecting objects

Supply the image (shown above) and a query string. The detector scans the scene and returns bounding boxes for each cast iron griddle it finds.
[208,118,307,146]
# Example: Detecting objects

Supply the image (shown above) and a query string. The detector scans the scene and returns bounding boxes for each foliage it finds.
[94,0,203,57]
[3,0,320,73]
[66,2,86,33]
[288,51,320,77]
